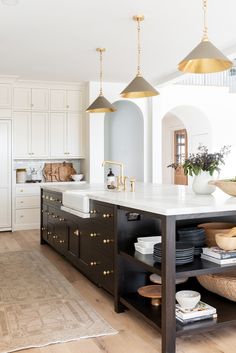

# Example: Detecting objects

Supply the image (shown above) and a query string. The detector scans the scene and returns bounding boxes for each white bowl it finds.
[175,290,201,310]
[71,174,84,181]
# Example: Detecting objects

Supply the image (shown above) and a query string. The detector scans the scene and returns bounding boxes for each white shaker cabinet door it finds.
[0,120,11,229]
[13,112,31,158]
[31,88,49,110]
[13,87,31,110]
[67,113,83,157]
[67,90,81,112]
[31,112,49,158]
[50,89,66,111]
[0,84,11,108]
[50,112,67,158]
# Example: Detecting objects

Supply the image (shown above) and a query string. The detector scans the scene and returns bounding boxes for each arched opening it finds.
[104,100,144,181]
[161,105,212,185]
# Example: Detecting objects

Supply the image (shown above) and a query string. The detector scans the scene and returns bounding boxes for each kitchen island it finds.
[40,183,236,353]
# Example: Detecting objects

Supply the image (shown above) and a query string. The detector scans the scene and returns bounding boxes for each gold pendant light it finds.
[178,0,233,74]
[120,15,159,98]
[86,48,116,113]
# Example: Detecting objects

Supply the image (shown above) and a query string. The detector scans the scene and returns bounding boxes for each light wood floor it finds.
[1,230,236,353]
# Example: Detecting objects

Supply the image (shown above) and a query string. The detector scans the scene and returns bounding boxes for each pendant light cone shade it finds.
[178,40,233,74]
[86,95,116,113]
[121,75,159,98]
[121,15,159,99]
[86,48,116,113]
[178,0,233,74]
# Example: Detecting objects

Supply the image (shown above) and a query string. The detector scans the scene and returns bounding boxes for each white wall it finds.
[87,81,154,183]
[153,84,236,182]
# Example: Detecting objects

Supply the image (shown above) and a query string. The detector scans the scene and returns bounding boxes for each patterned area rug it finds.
[0,250,117,353]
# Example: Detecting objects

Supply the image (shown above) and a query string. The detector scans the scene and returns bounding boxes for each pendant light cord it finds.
[99,49,103,96]
[202,0,208,41]
[137,18,141,76]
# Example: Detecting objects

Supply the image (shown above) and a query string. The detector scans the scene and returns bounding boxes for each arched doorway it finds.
[104,100,144,181]
[162,105,212,185]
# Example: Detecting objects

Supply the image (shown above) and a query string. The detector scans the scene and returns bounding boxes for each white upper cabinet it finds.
[67,113,83,157]
[13,111,49,158]
[31,88,49,110]
[13,88,31,110]
[0,84,11,108]
[13,112,31,158]
[31,112,49,157]
[50,112,66,158]
[13,87,49,110]
[50,89,82,112]
[50,112,84,158]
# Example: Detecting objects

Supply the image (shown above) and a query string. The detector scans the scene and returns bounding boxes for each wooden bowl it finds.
[215,233,236,251]
[197,222,236,247]
[138,285,162,306]
[209,180,236,197]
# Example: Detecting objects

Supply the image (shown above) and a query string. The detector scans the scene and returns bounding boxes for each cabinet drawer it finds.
[16,185,40,195]
[16,195,40,209]
[15,208,40,225]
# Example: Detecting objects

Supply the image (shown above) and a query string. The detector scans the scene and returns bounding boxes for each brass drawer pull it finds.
[103,239,114,244]
[90,233,99,237]
[41,227,46,231]
[59,240,65,244]
[47,231,52,235]
[42,195,45,199]
[103,270,114,276]
[59,218,65,222]
[49,197,55,201]
[45,196,49,200]
[53,235,58,239]
[74,229,79,236]
[90,261,100,266]
[90,210,97,214]
[103,213,113,218]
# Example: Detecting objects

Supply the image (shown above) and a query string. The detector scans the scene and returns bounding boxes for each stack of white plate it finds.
[134,236,161,255]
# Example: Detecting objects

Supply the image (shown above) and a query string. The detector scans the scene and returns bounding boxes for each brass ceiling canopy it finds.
[86,48,116,113]
[120,15,159,99]
[178,0,233,74]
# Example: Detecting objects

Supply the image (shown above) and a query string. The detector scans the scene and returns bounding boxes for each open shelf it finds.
[120,249,236,277]
[120,280,236,337]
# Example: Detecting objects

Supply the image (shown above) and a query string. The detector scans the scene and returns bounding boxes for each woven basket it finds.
[197,222,236,247]
[197,271,236,302]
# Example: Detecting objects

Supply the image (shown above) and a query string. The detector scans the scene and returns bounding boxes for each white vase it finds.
[192,171,216,195]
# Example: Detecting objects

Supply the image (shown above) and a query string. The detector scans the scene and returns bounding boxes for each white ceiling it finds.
[0,0,236,84]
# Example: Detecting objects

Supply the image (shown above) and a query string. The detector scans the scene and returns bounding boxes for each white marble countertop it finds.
[41,182,236,216]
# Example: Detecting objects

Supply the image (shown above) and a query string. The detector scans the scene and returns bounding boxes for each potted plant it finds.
[168,145,231,194]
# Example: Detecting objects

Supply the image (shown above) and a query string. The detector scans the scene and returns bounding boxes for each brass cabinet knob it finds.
[59,218,65,222]
[52,235,58,239]
[74,229,79,236]
[90,233,99,237]
[90,261,100,266]
[103,213,113,218]
[41,227,46,231]
[47,231,52,235]
[42,195,45,199]
[45,195,49,199]
[103,270,113,276]
[90,210,97,214]
[103,239,114,244]
[41,210,44,213]
[59,240,65,244]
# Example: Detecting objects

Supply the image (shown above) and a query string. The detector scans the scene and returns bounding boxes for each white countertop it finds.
[41,182,236,216]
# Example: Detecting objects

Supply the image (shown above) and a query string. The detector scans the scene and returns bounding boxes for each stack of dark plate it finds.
[177,227,206,256]
[153,242,194,265]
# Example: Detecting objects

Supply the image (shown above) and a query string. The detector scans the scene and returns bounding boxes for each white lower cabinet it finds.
[14,185,41,230]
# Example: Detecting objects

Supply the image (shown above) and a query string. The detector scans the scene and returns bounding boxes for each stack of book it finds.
[176,301,217,325]
[201,247,236,265]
